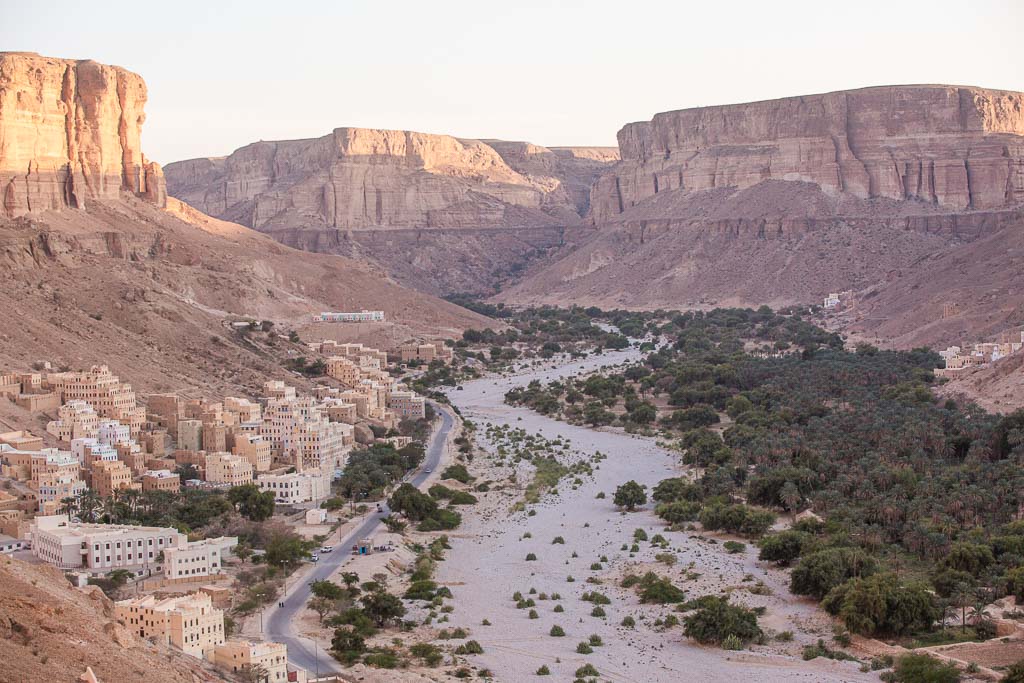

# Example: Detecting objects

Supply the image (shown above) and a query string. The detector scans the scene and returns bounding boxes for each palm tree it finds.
[238,663,269,683]
[74,489,103,523]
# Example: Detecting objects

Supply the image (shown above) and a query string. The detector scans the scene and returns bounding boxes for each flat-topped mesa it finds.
[165,129,617,231]
[592,85,1024,222]
[0,52,166,218]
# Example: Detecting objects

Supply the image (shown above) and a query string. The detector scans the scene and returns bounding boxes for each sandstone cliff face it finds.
[166,129,615,232]
[0,52,166,217]
[592,85,1024,221]
[481,141,618,217]
[165,132,616,294]
[165,131,617,231]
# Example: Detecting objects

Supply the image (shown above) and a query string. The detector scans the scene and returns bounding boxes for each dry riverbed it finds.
[436,349,879,682]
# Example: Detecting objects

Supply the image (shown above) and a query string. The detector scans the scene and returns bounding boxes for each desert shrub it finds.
[636,572,687,604]
[882,653,960,683]
[441,464,472,483]
[682,596,762,646]
[454,640,484,655]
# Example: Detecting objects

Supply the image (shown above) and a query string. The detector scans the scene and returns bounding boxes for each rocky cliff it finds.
[165,131,616,293]
[592,85,1024,222]
[504,85,1024,347]
[0,54,494,397]
[0,52,166,217]
[166,129,616,231]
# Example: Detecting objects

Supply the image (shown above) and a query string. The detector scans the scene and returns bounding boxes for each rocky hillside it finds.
[846,216,1024,348]
[0,556,227,682]
[0,52,491,395]
[165,132,617,295]
[502,85,1024,347]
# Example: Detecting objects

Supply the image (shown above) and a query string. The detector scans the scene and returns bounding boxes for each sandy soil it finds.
[436,348,879,682]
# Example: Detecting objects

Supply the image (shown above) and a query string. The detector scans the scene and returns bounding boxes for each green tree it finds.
[388,483,438,521]
[238,663,270,683]
[821,573,939,637]
[651,477,701,504]
[227,484,276,522]
[310,580,347,601]
[790,548,877,599]
[758,531,809,566]
[360,588,406,627]
[309,596,336,625]
[331,628,366,665]
[655,500,701,525]
[613,481,647,510]
[943,543,994,578]
[264,532,308,568]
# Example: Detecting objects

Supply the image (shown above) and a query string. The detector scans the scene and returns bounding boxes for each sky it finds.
[5,0,1022,164]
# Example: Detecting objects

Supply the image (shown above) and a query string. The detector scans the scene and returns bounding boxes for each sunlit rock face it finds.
[0,52,166,217]
[592,85,1024,222]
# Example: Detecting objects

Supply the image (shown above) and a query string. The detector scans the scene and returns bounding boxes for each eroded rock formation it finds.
[165,131,616,293]
[592,85,1024,222]
[166,129,616,232]
[0,52,166,217]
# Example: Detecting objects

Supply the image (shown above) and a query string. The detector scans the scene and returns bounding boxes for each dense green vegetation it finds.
[495,305,1024,647]
[335,442,426,501]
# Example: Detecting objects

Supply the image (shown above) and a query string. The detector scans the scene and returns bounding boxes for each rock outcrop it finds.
[166,129,616,231]
[592,85,1024,222]
[0,52,166,217]
[165,131,616,293]
[503,85,1024,347]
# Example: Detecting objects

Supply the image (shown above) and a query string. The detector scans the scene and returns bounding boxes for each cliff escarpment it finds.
[500,85,1024,347]
[592,85,1024,222]
[166,130,617,231]
[0,53,494,399]
[165,131,616,293]
[0,52,166,217]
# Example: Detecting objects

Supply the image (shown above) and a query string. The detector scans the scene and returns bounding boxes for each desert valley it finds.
[1,4,1024,682]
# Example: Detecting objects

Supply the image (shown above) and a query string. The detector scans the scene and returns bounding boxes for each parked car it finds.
[320,545,333,553]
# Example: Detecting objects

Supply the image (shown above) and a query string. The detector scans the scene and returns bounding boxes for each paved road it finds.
[265,403,455,675]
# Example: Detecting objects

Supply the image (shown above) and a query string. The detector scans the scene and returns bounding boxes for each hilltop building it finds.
[115,592,224,659]
[312,310,384,323]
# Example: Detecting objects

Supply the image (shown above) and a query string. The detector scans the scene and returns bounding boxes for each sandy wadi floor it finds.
[438,350,878,682]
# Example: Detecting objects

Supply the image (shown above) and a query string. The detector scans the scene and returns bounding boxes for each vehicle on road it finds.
[310,553,319,562]
[320,545,333,553]
[424,468,432,473]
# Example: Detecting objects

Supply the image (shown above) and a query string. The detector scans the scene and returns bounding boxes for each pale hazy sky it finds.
[5,0,1022,164]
